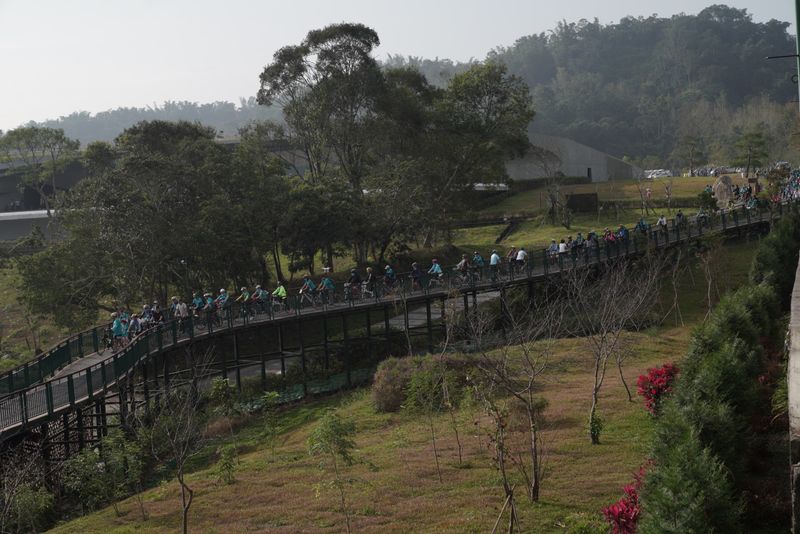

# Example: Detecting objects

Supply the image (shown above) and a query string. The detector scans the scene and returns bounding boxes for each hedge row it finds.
[639,209,800,532]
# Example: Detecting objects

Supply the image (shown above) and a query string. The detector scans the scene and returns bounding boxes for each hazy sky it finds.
[0,0,795,131]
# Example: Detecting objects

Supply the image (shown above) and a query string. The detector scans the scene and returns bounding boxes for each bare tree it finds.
[0,443,53,534]
[472,379,520,533]
[694,235,724,320]
[136,349,213,534]
[466,289,563,502]
[564,256,664,443]
[530,145,569,228]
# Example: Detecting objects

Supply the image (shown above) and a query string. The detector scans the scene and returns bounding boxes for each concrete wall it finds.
[505,133,641,183]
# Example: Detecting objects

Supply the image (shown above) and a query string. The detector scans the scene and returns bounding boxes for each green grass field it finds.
[481,175,743,216]
[48,240,760,533]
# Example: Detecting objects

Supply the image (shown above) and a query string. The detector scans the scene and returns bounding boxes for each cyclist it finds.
[427,259,443,288]
[489,249,501,281]
[203,292,219,328]
[128,314,142,340]
[506,246,518,271]
[575,232,585,248]
[634,217,649,235]
[364,267,376,297]
[675,209,687,230]
[272,281,288,311]
[236,287,253,318]
[515,247,528,272]
[616,224,629,241]
[252,284,268,312]
[191,291,205,318]
[299,275,318,306]
[345,269,362,300]
[656,214,668,234]
[141,304,154,329]
[547,240,559,263]
[427,259,443,277]
[215,289,232,322]
[472,251,485,280]
[383,265,397,293]
[455,254,471,284]
[318,272,335,304]
[411,262,424,291]
[111,312,127,350]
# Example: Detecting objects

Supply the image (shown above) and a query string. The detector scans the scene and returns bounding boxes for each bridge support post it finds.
[141,362,150,413]
[426,299,434,353]
[76,406,85,451]
[366,310,373,361]
[151,354,160,404]
[278,325,286,378]
[463,293,469,322]
[384,305,391,353]
[62,413,70,457]
[162,349,170,394]
[323,317,330,371]
[440,297,446,339]
[118,378,128,428]
[233,332,241,392]
[342,315,351,387]
[94,400,103,442]
[297,320,307,398]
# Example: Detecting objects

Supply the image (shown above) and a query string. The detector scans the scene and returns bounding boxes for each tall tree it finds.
[732,130,769,178]
[257,22,383,192]
[0,126,80,215]
[418,62,535,243]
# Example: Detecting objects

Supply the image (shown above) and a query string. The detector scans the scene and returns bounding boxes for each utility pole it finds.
[796,0,800,112]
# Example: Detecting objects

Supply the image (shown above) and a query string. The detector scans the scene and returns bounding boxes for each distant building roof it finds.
[0,210,50,221]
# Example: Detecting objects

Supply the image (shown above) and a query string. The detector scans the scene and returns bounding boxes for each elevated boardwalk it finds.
[0,200,788,455]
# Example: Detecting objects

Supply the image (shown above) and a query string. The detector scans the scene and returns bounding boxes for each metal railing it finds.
[0,198,790,435]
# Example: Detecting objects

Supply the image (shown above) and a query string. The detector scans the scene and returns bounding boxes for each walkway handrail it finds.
[0,197,787,402]
[0,322,110,397]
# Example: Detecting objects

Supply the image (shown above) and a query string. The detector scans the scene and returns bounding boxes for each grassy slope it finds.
[481,175,744,216]
[0,264,68,370]
[48,240,759,533]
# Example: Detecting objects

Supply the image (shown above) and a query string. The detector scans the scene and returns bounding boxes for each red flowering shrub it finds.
[603,464,649,534]
[636,363,679,415]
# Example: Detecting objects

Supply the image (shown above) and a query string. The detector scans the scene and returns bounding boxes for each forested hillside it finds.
[394,5,799,166]
[26,5,800,166]
[32,98,282,144]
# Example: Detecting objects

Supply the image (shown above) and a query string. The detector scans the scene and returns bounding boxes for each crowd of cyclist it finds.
[106,174,800,348]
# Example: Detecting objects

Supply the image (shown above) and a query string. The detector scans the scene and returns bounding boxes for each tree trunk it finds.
[271,242,284,282]
[178,472,193,534]
[428,414,442,483]
[617,359,633,402]
[325,243,334,272]
[331,453,351,534]
[527,408,540,502]
[589,395,600,445]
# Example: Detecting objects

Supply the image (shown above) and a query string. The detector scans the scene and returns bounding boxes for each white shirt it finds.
[490,253,501,265]
[558,243,567,253]
[516,250,527,261]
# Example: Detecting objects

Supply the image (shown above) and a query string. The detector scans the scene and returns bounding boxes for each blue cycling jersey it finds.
[428,263,442,275]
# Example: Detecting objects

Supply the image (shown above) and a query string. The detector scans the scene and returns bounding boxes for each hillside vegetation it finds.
[48,241,760,533]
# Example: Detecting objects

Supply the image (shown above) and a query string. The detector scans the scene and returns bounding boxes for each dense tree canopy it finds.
[17,24,535,327]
